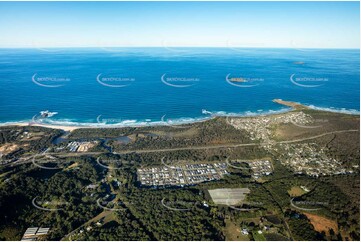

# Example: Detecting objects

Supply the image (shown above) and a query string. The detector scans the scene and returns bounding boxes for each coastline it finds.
[1,100,359,131]
[13,122,81,132]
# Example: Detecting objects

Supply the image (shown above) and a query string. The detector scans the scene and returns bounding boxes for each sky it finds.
[0,1,359,49]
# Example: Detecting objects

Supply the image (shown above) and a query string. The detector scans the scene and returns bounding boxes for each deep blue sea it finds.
[0,48,359,127]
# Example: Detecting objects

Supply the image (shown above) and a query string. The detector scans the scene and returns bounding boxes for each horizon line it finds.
[0,46,359,50]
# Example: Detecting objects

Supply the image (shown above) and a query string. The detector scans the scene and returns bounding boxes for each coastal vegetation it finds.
[0,109,359,240]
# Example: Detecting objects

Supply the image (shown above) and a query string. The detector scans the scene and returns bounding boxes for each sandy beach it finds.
[10,122,82,132]
[0,99,356,132]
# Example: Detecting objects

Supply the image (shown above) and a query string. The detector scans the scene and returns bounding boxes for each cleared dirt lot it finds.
[304,213,338,235]
[208,188,250,205]
[0,143,19,155]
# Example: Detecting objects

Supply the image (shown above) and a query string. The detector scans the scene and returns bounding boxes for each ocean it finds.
[0,47,359,127]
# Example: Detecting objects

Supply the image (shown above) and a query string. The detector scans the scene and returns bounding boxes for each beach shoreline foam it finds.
[0,100,359,131]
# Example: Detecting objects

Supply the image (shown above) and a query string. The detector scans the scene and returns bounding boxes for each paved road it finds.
[3,129,358,166]
[277,129,359,144]
[115,129,359,154]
